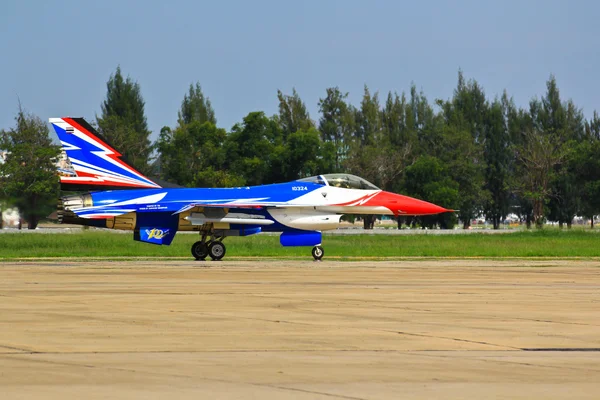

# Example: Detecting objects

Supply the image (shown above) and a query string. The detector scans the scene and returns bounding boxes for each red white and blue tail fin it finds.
[49,117,161,190]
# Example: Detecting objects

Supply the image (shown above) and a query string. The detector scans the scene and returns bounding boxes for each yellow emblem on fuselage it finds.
[146,228,169,240]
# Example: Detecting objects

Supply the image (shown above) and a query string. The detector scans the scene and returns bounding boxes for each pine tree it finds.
[483,98,512,229]
[435,71,487,228]
[276,88,314,138]
[97,66,152,173]
[178,82,216,127]
[318,87,355,171]
[532,76,585,227]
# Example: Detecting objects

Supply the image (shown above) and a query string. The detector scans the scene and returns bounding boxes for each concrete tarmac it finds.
[1,259,599,399]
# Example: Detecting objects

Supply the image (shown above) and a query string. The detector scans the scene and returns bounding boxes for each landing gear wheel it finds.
[312,245,324,261]
[191,241,208,261]
[208,241,226,261]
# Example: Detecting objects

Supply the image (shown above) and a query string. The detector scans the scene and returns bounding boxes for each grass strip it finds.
[1,229,599,259]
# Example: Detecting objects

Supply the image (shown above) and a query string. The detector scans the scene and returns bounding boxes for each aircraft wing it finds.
[173,202,265,214]
[172,200,326,214]
[69,202,274,223]
[70,197,332,221]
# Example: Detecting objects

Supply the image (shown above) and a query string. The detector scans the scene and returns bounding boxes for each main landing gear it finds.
[191,231,324,262]
[191,232,226,261]
[312,245,324,261]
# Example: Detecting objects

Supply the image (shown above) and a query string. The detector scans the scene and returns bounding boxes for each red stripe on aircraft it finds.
[63,117,158,187]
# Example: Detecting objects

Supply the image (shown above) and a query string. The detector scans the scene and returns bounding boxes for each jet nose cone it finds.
[368,191,451,216]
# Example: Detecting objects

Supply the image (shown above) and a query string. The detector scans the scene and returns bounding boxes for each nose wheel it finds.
[312,245,324,261]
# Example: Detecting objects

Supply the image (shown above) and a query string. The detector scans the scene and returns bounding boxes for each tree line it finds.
[1,66,599,229]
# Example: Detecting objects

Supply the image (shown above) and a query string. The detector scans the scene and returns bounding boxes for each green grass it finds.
[1,229,600,259]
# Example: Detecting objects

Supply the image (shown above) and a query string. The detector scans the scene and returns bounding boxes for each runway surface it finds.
[1,259,599,399]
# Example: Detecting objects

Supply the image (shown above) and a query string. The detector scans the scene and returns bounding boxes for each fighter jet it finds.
[50,117,450,260]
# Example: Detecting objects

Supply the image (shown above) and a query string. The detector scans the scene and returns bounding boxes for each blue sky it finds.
[1,0,598,140]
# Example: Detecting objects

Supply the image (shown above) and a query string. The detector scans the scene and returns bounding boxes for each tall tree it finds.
[571,138,600,228]
[585,111,600,140]
[318,87,355,171]
[503,102,535,227]
[409,85,437,154]
[0,106,60,229]
[513,128,566,228]
[97,66,152,173]
[354,85,382,147]
[382,92,405,146]
[276,88,314,138]
[345,86,383,181]
[178,82,216,127]
[438,122,486,229]
[443,70,487,142]
[435,71,488,228]
[532,76,585,227]
[344,87,415,229]
[574,110,600,228]
[483,97,512,229]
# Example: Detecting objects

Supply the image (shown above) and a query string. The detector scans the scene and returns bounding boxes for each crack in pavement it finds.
[389,330,520,350]
[1,353,368,400]
[406,349,600,373]
[0,344,37,353]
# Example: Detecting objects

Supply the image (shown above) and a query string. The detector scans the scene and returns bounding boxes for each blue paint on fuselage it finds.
[87,181,326,236]
[90,181,323,211]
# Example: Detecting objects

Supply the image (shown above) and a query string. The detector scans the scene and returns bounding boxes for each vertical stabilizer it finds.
[49,117,161,190]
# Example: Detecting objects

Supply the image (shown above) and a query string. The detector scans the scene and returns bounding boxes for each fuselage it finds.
[61,177,449,234]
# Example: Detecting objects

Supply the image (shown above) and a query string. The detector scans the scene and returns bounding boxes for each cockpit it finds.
[297,174,380,190]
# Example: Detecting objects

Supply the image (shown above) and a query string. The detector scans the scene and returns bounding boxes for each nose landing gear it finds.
[312,245,324,261]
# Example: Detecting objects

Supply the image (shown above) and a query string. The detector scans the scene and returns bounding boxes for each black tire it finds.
[191,241,208,260]
[208,241,226,261]
[312,245,324,261]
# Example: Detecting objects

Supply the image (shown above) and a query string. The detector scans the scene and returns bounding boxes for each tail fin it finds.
[49,117,161,191]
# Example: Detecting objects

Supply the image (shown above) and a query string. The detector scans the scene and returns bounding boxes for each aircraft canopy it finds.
[297,174,380,190]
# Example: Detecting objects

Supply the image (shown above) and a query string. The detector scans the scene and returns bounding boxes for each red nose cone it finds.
[365,191,450,216]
